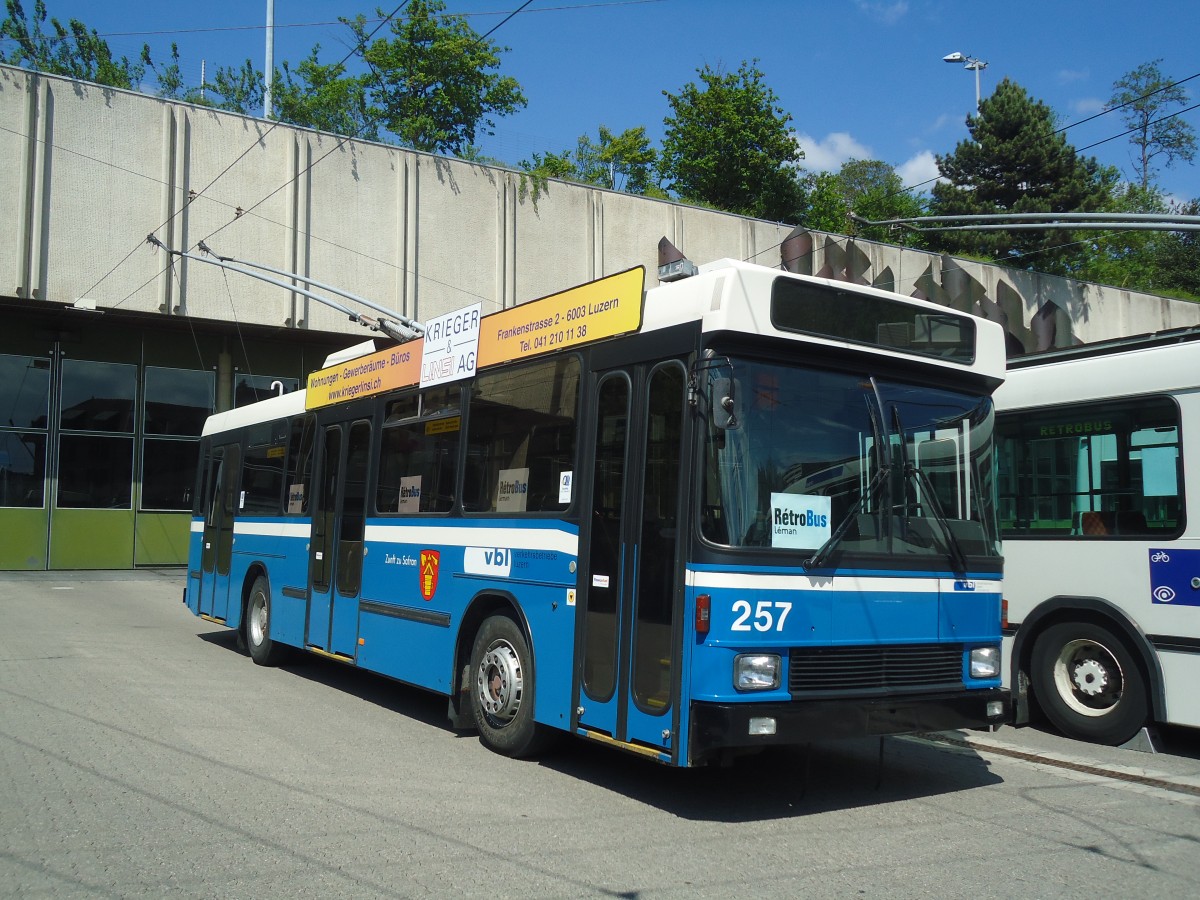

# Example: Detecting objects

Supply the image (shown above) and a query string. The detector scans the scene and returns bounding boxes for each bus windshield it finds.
[700,358,1001,566]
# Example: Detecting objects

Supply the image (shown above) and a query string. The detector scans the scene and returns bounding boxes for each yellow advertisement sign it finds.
[306,344,421,410]
[306,266,645,410]
[477,267,645,367]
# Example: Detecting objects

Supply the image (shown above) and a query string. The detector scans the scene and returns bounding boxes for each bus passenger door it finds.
[199,442,240,621]
[307,419,371,658]
[577,363,687,756]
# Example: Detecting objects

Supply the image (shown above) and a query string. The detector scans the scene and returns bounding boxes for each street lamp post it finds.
[264,0,275,119]
[943,51,988,112]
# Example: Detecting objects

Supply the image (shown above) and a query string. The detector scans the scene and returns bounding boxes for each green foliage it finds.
[275,48,376,139]
[1,0,144,88]
[659,60,804,221]
[345,0,525,154]
[1152,198,1200,298]
[519,125,662,199]
[1109,60,1197,191]
[802,159,927,247]
[147,1,526,155]
[574,125,660,194]
[203,60,267,116]
[928,78,1111,275]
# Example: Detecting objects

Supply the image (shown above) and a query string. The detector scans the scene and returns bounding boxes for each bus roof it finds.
[644,258,1008,382]
[202,389,308,438]
[996,327,1200,411]
[203,258,1008,437]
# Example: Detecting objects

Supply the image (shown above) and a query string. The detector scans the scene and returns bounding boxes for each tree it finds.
[0,0,144,88]
[1109,60,1197,192]
[573,125,660,195]
[345,0,525,154]
[802,159,926,245]
[928,78,1112,275]
[274,48,377,140]
[203,60,267,117]
[1152,198,1200,297]
[659,61,804,221]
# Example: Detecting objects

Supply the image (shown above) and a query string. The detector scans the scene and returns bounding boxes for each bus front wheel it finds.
[246,576,285,667]
[469,615,545,757]
[1030,621,1149,745]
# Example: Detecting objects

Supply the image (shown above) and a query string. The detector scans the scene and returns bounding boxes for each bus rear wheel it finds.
[246,576,285,667]
[469,614,546,758]
[1031,621,1149,745]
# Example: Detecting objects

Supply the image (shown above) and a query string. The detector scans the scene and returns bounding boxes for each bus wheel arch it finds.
[1018,597,1162,745]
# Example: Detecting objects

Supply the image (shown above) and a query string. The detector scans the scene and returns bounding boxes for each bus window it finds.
[997,397,1182,537]
[376,387,461,514]
[337,420,371,597]
[241,419,288,516]
[285,414,316,515]
[465,357,580,513]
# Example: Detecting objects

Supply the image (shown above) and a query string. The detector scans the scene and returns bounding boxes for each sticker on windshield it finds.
[770,492,831,549]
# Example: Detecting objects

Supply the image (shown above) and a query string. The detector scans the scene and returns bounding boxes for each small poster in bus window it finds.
[398,475,422,513]
[287,484,305,514]
[770,492,831,550]
[558,471,573,504]
[495,467,530,512]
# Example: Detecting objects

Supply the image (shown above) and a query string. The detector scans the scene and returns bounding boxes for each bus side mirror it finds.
[711,377,738,430]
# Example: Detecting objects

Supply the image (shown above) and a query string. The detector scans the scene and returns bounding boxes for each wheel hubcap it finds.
[475,640,523,726]
[1053,639,1122,717]
[1072,658,1108,696]
[249,596,266,647]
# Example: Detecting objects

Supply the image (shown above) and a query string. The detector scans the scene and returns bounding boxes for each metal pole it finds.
[264,0,275,119]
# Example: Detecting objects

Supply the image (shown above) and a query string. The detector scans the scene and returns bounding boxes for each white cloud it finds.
[896,151,941,190]
[1057,68,1089,84]
[795,132,874,172]
[1071,97,1106,116]
[853,0,909,25]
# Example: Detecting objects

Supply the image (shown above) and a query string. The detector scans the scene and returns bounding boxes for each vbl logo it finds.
[483,548,510,566]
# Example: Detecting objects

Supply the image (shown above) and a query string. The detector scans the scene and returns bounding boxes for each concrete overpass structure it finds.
[2,64,1198,569]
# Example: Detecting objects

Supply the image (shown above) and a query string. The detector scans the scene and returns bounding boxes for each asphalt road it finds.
[2,569,1199,899]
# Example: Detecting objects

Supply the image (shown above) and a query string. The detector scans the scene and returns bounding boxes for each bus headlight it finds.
[969,646,1000,679]
[734,654,781,691]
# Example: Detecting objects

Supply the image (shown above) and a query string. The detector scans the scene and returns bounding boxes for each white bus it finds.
[995,328,1200,745]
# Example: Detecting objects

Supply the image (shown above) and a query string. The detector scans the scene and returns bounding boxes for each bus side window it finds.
[466,357,580,514]
[285,413,316,515]
[376,387,460,515]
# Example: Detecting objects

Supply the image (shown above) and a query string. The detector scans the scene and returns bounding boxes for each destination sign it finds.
[306,267,645,410]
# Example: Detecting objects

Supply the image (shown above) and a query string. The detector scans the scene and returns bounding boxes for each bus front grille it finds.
[788,644,963,695]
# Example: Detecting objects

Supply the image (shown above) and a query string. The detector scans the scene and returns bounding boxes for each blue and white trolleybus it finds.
[186,250,1010,766]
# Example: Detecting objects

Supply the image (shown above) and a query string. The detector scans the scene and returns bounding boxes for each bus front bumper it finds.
[689,688,1011,761]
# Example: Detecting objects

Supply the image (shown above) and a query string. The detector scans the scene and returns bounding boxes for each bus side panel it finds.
[1159,651,1200,728]
[268,528,311,648]
[355,520,580,717]
[358,612,456,692]
[185,517,204,614]
[522,582,578,733]
[227,521,301,633]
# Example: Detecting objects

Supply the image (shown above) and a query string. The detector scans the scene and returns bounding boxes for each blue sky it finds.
[8,0,1199,201]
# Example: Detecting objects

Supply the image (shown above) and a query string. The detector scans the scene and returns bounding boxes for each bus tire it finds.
[246,576,285,667]
[469,614,545,758]
[1030,620,1149,745]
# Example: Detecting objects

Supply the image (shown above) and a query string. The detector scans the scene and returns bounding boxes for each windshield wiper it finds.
[806,387,891,571]
[805,464,889,570]
[904,462,969,578]
[889,405,969,577]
